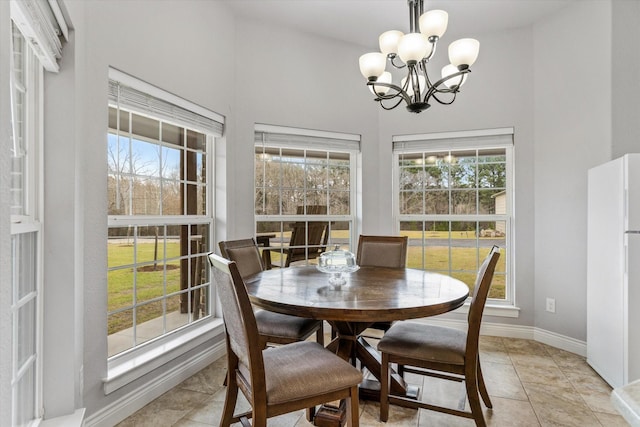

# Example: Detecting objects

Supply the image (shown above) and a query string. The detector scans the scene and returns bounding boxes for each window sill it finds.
[103,319,224,395]
[454,302,520,318]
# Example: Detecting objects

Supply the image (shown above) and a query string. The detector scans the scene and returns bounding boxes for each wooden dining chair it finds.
[208,253,363,427]
[219,238,324,347]
[378,246,500,427]
[356,235,408,334]
[266,205,329,269]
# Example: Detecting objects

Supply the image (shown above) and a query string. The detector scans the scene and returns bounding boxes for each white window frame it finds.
[254,124,361,257]
[393,128,518,316]
[9,19,44,427]
[104,68,225,393]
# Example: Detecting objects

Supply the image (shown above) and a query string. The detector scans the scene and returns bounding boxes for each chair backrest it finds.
[208,253,266,389]
[296,205,327,215]
[465,246,500,359]
[356,235,408,268]
[219,238,264,279]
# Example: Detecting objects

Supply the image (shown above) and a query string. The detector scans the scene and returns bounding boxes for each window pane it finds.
[329,191,349,215]
[167,294,187,332]
[161,122,181,146]
[14,364,35,426]
[161,146,181,180]
[400,191,423,215]
[13,232,37,299]
[452,190,476,214]
[450,154,476,189]
[425,221,451,271]
[397,143,511,302]
[108,308,133,356]
[425,190,449,214]
[17,298,36,369]
[186,129,206,151]
[131,113,159,141]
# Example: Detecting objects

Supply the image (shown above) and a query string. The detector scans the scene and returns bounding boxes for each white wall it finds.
[612,0,640,157]
[229,17,379,240]
[54,0,236,418]
[533,0,612,341]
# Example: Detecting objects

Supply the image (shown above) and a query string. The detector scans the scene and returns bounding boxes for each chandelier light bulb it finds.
[359,52,387,81]
[448,38,480,69]
[441,64,467,88]
[370,71,393,96]
[379,30,404,56]
[397,33,430,65]
[419,10,448,38]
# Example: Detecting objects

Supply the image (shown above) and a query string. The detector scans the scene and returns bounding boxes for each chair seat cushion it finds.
[378,322,467,365]
[255,310,321,340]
[249,341,363,405]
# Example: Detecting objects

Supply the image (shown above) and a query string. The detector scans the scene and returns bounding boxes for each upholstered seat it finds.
[219,238,324,347]
[378,246,501,427]
[208,253,362,427]
[239,342,363,405]
[378,323,466,365]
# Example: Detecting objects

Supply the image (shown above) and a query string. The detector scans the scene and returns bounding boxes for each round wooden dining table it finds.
[243,265,470,400]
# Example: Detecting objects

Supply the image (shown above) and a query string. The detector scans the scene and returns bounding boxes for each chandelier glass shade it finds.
[359,0,479,113]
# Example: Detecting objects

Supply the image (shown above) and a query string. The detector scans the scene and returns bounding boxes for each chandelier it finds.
[358,0,479,113]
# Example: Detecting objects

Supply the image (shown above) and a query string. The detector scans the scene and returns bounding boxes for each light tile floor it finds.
[117,335,629,426]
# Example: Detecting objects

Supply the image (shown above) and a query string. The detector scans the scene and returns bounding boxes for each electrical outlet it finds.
[546,297,556,313]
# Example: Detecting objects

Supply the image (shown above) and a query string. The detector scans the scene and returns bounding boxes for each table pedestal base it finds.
[313,323,419,426]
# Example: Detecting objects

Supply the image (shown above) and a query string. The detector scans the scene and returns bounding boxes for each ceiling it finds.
[224,0,574,49]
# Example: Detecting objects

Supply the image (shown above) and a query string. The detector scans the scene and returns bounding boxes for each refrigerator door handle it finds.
[625,231,640,234]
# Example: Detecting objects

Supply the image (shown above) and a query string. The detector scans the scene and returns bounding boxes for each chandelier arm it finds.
[410,66,423,103]
[367,81,413,105]
[380,97,405,110]
[421,69,470,103]
[424,37,438,63]
[389,54,407,69]
[430,91,457,105]
[418,60,435,92]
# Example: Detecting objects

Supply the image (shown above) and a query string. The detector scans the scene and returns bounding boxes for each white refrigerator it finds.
[587,153,640,388]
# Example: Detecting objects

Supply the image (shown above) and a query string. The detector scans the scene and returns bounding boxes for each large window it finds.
[254,125,360,265]
[394,129,513,304]
[107,71,223,358]
[9,21,43,427]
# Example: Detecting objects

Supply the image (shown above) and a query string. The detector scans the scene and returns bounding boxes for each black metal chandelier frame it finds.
[366,0,472,113]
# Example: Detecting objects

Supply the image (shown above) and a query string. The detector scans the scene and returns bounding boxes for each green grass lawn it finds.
[108,242,183,334]
[108,237,506,334]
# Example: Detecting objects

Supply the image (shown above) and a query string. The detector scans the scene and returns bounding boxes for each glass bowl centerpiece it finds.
[316,244,359,286]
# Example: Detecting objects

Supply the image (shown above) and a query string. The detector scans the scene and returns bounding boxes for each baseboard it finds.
[40,408,85,427]
[84,341,226,427]
[414,317,587,357]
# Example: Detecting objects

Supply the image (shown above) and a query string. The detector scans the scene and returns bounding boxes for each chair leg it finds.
[465,368,487,427]
[316,323,325,346]
[477,357,492,408]
[348,387,360,427]
[306,406,316,422]
[220,372,238,427]
[380,353,390,422]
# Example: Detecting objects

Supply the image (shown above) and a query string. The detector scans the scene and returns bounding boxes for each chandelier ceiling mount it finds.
[359,0,480,114]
